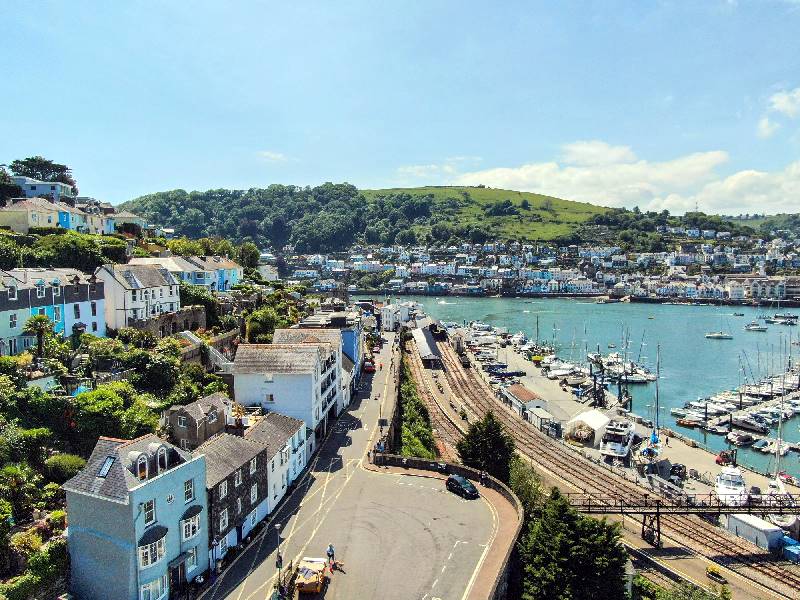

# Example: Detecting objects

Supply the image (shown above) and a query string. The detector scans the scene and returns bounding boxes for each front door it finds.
[169,562,186,599]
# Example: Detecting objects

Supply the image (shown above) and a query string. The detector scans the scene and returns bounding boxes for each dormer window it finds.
[7,286,16,301]
[157,447,168,474]
[52,283,60,297]
[36,284,45,299]
[207,410,217,424]
[137,455,148,480]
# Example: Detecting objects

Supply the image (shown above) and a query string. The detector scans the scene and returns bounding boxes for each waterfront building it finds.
[163,393,229,451]
[64,435,209,600]
[95,263,182,330]
[0,268,106,356]
[232,343,338,449]
[193,433,269,565]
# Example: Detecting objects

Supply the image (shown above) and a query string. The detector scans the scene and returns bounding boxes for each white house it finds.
[232,343,339,448]
[272,328,347,414]
[94,263,181,330]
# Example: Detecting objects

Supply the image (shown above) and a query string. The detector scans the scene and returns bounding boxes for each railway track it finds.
[436,341,800,598]
[404,342,462,462]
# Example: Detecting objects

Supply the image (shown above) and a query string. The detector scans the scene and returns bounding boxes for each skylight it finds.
[98,456,115,478]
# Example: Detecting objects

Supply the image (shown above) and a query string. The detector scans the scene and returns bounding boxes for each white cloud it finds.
[257,150,288,163]
[397,156,482,179]
[560,140,636,167]
[441,140,800,214]
[757,116,780,138]
[769,87,800,118]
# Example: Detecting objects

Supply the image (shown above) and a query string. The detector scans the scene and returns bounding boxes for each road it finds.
[203,332,498,600]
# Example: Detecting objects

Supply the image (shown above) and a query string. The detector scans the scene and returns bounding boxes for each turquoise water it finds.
[402,295,800,477]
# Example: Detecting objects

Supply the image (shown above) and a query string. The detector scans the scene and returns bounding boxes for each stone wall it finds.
[127,305,206,338]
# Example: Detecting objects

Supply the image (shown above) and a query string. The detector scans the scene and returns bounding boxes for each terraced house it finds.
[64,435,210,600]
[0,268,105,356]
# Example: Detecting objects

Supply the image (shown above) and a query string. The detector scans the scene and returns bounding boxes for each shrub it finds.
[46,510,66,532]
[0,572,42,600]
[44,454,86,484]
[27,538,68,584]
[9,529,43,558]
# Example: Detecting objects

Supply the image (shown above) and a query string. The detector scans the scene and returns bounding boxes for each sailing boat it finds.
[706,314,733,339]
[767,361,797,524]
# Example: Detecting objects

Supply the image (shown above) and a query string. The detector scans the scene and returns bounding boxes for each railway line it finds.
[435,340,800,598]
[404,342,462,462]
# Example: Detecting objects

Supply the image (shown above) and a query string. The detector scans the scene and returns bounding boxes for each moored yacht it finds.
[715,466,748,506]
[599,419,635,461]
[705,331,733,340]
[744,321,768,332]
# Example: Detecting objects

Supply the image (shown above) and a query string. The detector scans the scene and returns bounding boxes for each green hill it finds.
[120,184,609,251]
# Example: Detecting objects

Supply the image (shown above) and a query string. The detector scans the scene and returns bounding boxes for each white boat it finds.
[705,331,733,340]
[599,419,635,460]
[510,331,528,346]
[715,466,748,506]
[744,321,768,332]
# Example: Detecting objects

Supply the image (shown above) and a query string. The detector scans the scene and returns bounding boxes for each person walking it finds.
[326,543,335,568]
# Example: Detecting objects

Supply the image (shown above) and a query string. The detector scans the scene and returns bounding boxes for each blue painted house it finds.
[64,435,210,600]
[184,256,243,291]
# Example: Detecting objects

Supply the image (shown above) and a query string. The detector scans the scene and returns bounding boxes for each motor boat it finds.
[599,419,635,460]
[705,331,733,340]
[730,415,769,434]
[744,321,768,332]
[726,431,755,446]
[715,466,748,506]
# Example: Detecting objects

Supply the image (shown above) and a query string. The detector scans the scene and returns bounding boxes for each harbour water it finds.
[400,295,800,478]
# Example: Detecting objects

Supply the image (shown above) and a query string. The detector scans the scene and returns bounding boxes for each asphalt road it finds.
[204,332,497,600]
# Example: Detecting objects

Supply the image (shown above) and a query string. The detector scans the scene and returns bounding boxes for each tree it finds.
[238,241,260,269]
[44,454,87,484]
[456,411,515,483]
[23,315,54,359]
[246,306,281,343]
[9,156,77,191]
[519,489,627,600]
[179,282,219,327]
[0,166,22,205]
[0,463,43,521]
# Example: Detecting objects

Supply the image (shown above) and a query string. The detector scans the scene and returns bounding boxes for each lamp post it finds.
[275,523,283,586]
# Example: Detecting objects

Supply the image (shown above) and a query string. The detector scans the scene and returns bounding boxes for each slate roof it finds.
[0,197,61,212]
[128,256,202,275]
[63,434,190,504]
[98,263,178,289]
[7,267,93,287]
[192,433,263,488]
[273,328,342,347]
[185,255,242,271]
[169,392,228,422]
[233,343,332,375]
[245,412,303,458]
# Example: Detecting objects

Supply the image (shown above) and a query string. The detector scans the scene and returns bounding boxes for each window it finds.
[182,514,200,541]
[186,547,198,572]
[219,508,228,531]
[7,286,15,301]
[139,574,168,600]
[143,499,155,525]
[36,284,45,298]
[249,510,257,527]
[91,322,98,332]
[234,469,242,487]
[271,460,274,472]
[157,447,168,474]
[219,536,228,555]
[132,290,138,301]
[73,304,80,319]
[52,283,60,297]
[250,483,258,504]
[236,497,242,514]
[184,479,194,503]
[9,314,16,329]
[273,483,277,499]
[98,456,115,478]
[265,393,274,403]
[218,480,227,500]
[54,306,61,322]
[177,415,187,428]
[207,410,217,424]
[137,455,149,480]
[38,308,46,316]
[249,457,257,475]
[138,536,165,569]
[91,301,97,316]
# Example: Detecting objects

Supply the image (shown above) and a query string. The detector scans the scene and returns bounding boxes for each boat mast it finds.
[654,344,661,432]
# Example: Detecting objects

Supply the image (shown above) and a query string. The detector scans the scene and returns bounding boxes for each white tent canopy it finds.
[565,409,610,447]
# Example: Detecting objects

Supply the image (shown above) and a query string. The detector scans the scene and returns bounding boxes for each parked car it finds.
[363,360,376,373]
[446,474,479,499]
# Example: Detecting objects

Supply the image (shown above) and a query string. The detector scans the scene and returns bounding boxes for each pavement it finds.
[202,332,513,600]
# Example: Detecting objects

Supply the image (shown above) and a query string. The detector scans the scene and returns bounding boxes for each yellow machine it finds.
[295,557,327,594]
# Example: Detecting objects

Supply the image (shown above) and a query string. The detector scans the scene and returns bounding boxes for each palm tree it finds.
[23,314,54,359]
[0,463,42,521]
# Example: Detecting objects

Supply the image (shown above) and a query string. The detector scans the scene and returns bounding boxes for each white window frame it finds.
[157,447,168,474]
[138,536,166,569]
[250,483,258,504]
[184,479,194,503]
[207,410,217,424]
[177,415,187,428]
[249,457,257,475]
[36,284,45,298]
[143,498,155,526]
[139,573,168,600]
[234,469,242,487]
[219,508,228,531]
[52,283,60,297]
[219,480,227,500]
[182,514,200,541]
[9,314,17,329]
[186,547,198,573]
[7,286,16,301]
[249,510,257,527]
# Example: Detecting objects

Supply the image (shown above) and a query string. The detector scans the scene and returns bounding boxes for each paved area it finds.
[203,332,502,600]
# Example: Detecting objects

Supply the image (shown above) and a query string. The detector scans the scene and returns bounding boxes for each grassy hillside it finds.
[361,186,609,241]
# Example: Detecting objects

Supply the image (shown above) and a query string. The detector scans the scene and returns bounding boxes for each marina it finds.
[402,295,800,479]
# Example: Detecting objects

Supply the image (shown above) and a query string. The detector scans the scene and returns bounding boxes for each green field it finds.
[361,186,609,241]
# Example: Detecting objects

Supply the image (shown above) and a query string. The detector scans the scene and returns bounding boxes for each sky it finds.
[2,1,800,214]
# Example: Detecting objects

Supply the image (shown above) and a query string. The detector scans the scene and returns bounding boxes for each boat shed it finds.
[411,327,442,368]
[565,409,610,448]
[502,384,546,416]
[526,406,555,430]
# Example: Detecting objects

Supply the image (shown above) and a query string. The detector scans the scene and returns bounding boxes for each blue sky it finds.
[2,1,800,213]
